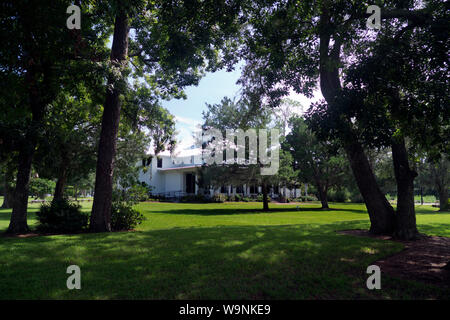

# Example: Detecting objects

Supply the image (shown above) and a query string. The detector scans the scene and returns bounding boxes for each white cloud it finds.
[174,115,201,128]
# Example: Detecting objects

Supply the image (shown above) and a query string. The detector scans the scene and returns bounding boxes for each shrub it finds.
[37,199,88,233]
[111,202,146,231]
[256,194,271,202]
[181,194,207,203]
[211,194,227,203]
[328,189,349,203]
[349,192,364,203]
[295,195,317,202]
[227,195,236,202]
[112,183,152,205]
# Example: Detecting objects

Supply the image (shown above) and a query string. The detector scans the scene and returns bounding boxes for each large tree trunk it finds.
[345,140,396,235]
[318,8,394,235]
[262,182,269,211]
[7,145,34,233]
[53,149,69,201]
[90,12,129,232]
[7,62,47,234]
[315,181,329,209]
[53,166,68,201]
[391,138,419,240]
[438,186,449,212]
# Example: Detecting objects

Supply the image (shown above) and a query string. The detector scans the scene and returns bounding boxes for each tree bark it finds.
[53,164,68,201]
[7,62,47,234]
[262,182,269,211]
[391,138,419,240]
[438,186,449,211]
[315,181,329,209]
[7,145,34,233]
[420,186,423,205]
[345,140,396,235]
[90,12,129,232]
[318,7,395,235]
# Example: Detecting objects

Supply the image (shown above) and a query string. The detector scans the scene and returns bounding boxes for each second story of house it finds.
[137,146,203,194]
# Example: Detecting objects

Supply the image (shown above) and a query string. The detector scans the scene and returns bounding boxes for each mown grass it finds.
[0,201,449,299]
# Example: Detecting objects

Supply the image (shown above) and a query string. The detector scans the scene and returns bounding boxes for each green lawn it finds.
[0,201,449,299]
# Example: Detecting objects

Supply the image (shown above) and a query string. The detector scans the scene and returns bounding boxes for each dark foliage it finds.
[37,199,88,233]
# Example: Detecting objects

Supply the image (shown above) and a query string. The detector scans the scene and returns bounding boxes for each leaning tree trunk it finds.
[345,140,396,235]
[318,9,395,235]
[391,138,419,240]
[90,12,129,232]
[262,182,269,211]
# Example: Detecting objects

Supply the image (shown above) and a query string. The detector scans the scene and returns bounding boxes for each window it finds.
[157,158,163,168]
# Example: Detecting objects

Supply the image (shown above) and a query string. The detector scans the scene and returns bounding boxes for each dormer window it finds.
[157,158,163,168]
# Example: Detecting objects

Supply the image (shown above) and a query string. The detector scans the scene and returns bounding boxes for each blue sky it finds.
[161,64,323,153]
[161,65,243,151]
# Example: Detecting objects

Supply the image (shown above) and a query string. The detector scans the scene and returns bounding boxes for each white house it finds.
[137,146,302,199]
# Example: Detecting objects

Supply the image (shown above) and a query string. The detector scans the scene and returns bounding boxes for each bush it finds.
[295,195,318,202]
[256,194,271,202]
[112,184,151,205]
[111,202,146,231]
[349,192,364,203]
[181,194,208,203]
[211,194,227,203]
[226,194,236,202]
[328,189,349,203]
[37,199,88,233]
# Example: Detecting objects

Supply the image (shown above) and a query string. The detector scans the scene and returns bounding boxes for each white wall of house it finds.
[165,171,183,193]
[138,148,202,195]
[137,148,302,198]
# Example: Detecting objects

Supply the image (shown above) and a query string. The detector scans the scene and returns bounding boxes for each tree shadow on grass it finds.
[417,223,450,237]
[0,221,448,300]
[145,206,369,216]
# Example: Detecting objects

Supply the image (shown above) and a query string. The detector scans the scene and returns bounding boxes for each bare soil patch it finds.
[339,229,450,288]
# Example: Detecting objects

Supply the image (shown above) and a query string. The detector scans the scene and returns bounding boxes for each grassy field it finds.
[0,201,449,299]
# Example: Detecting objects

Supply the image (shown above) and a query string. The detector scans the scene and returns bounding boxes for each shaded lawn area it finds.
[0,201,449,299]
